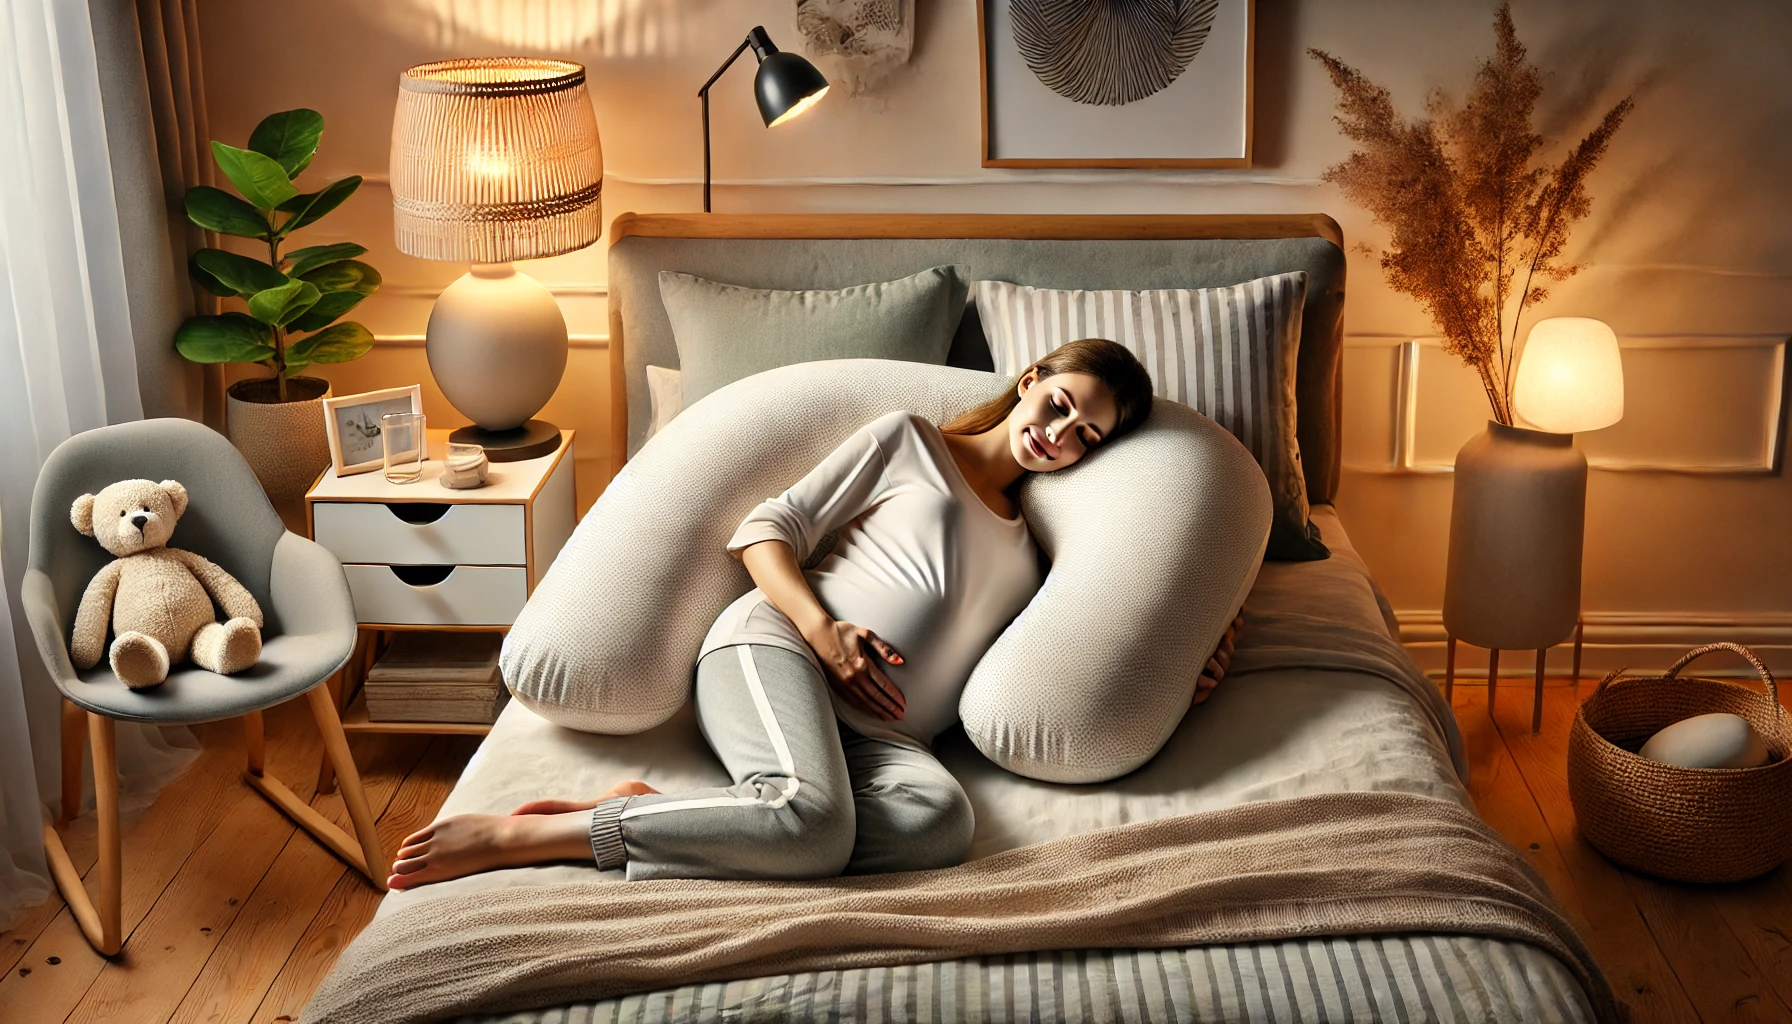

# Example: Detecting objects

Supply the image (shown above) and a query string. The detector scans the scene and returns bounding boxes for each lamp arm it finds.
[698,34,758,214]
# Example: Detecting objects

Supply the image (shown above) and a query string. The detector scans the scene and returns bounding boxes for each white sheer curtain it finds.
[0,0,200,931]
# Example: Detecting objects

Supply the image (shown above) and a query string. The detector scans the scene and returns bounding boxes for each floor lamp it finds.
[699,26,829,212]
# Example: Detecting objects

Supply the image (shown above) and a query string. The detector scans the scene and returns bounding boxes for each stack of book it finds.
[364,632,508,724]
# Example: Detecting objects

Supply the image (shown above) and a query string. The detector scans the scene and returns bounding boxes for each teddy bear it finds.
[68,479,263,689]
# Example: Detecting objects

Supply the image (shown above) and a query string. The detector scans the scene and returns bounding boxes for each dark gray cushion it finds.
[659,266,968,410]
[23,418,357,724]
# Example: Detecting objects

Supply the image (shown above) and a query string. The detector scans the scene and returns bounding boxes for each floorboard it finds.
[1493,679,1792,1022]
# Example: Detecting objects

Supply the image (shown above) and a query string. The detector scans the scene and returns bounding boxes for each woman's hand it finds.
[802,618,907,721]
[1193,614,1243,705]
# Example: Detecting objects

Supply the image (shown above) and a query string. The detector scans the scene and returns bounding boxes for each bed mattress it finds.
[377,507,1594,1024]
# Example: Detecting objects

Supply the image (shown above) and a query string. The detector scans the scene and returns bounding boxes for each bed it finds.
[303,216,1608,1024]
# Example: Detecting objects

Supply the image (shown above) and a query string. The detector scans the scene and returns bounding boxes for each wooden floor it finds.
[3,678,1790,1023]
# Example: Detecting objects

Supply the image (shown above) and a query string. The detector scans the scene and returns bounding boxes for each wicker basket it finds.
[1568,643,1792,883]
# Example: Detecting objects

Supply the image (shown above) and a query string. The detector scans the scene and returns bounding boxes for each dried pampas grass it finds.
[1310,3,1632,425]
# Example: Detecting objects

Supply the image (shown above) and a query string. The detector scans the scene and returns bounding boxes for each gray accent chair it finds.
[22,418,386,955]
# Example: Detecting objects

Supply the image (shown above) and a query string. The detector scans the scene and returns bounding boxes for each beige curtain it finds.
[92,0,224,427]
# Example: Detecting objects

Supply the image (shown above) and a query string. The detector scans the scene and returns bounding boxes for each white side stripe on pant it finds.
[618,646,802,820]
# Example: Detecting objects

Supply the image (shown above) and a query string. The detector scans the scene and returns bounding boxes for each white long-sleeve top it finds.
[699,411,1045,747]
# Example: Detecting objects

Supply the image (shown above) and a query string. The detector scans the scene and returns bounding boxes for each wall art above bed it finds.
[978,0,1254,167]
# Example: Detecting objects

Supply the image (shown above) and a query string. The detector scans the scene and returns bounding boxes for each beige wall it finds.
[197,0,1792,673]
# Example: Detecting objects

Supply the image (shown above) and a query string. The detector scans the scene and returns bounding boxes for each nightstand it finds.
[305,429,576,787]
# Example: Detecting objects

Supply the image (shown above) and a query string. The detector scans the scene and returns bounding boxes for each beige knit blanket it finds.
[302,790,1616,1024]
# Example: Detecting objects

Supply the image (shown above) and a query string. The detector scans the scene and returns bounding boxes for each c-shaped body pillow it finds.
[501,359,1272,782]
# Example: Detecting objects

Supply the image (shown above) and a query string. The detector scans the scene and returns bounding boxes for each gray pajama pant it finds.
[587,644,975,881]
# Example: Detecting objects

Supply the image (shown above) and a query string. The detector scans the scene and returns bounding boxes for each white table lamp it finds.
[1443,317,1625,731]
[390,58,603,461]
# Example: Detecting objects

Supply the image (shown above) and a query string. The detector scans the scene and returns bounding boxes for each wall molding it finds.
[1395,608,1792,676]
[1344,333,1790,476]
[371,333,608,350]
[352,170,1326,190]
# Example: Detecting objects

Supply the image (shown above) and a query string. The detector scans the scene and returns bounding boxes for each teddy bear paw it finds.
[110,632,170,689]
[192,617,261,675]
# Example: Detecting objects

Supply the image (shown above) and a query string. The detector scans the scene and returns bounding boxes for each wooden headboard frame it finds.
[606,212,1346,480]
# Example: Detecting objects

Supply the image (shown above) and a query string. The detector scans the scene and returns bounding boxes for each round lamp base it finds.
[450,420,562,463]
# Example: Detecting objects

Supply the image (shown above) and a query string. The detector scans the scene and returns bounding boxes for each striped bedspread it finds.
[455,935,1593,1024]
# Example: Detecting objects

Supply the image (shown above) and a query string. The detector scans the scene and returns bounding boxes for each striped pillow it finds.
[975,272,1325,561]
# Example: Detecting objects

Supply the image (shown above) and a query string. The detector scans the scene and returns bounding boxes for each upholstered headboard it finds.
[606,214,1346,503]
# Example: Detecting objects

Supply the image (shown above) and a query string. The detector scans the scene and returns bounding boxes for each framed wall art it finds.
[978,0,1255,167]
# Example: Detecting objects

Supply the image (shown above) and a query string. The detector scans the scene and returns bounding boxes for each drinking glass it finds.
[381,412,426,483]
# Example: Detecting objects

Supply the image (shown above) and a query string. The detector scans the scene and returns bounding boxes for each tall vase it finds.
[1443,421,1586,652]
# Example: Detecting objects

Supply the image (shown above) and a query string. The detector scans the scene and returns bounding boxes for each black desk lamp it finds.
[699,26,829,212]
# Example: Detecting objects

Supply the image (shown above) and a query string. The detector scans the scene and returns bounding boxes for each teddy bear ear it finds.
[70,494,96,536]
[158,480,189,518]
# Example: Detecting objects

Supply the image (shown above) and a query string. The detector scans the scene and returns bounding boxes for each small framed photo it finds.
[322,385,424,476]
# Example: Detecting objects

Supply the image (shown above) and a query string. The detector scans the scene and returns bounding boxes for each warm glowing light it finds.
[767,85,828,127]
[466,151,511,177]
[1514,317,1624,434]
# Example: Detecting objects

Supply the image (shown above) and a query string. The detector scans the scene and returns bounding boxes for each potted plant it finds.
[175,108,380,502]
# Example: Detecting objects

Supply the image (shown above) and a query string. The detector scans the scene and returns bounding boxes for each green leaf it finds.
[246,279,322,326]
[184,186,270,239]
[287,288,366,332]
[188,252,235,298]
[285,241,367,278]
[298,258,381,297]
[275,175,361,236]
[210,141,298,211]
[174,314,275,364]
[193,248,287,298]
[247,108,324,179]
[288,321,374,366]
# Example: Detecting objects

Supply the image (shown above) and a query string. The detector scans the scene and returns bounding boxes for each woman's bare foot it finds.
[1193,614,1243,705]
[387,809,598,890]
[509,780,659,816]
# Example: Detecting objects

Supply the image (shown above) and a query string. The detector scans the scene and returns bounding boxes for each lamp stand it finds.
[426,262,567,462]
[699,31,767,213]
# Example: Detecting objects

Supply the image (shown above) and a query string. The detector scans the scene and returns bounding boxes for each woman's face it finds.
[1008,369,1120,473]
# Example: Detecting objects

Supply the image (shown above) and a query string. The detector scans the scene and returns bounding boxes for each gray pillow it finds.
[660,266,968,408]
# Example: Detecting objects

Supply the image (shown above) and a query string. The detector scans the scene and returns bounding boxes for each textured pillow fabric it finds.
[661,266,968,409]
[961,398,1271,782]
[501,359,1271,786]
[975,272,1326,561]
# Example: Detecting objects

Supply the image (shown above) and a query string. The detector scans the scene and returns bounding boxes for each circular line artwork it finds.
[1011,0,1221,107]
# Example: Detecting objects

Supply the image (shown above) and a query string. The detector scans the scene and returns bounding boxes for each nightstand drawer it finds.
[341,564,528,625]
[314,501,525,566]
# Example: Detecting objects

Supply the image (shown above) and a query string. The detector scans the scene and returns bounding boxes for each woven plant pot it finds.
[1568,643,1792,883]
[226,376,332,504]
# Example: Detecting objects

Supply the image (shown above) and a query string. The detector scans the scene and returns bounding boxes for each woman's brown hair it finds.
[941,339,1154,442]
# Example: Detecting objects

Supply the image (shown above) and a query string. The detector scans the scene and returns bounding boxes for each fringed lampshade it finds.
[391,57,604,263]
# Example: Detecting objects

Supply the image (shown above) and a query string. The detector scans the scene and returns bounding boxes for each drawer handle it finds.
[387,502,451,525]
[390,565,455,587]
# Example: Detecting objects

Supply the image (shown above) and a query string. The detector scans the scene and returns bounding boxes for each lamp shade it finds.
[1514,316,1624,434]
[391,58,603,263]
[755,51,829,127]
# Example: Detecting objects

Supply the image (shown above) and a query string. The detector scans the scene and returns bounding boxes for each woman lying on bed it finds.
[387,339,1241,889]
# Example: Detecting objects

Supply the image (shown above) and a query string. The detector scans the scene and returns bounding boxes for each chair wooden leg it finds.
[43,712,121,955]
[314,670,340,795]
[1487,648,1500,719]
[1533,648,1547,734]
[59,698,85,825]
[1444,635,1457,706]
[249,684,388,890]
[244,711,265,776]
